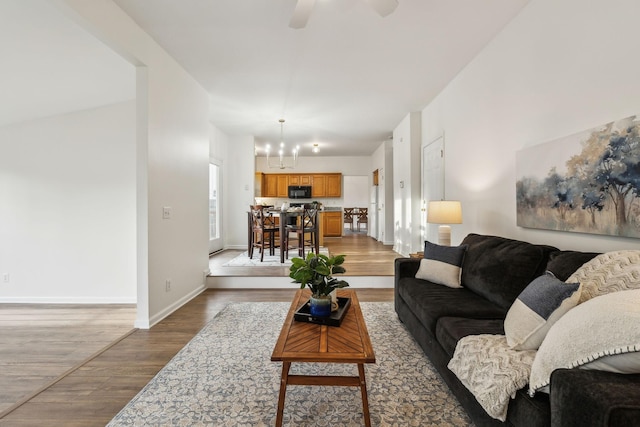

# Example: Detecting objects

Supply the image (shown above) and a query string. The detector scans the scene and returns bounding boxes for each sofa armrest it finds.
[395,257,421,280]
[550,368,640,427]
[394,258,420,308]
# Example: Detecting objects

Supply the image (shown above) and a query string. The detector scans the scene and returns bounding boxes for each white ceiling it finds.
[0,0,135,128]
[2,0,530,157]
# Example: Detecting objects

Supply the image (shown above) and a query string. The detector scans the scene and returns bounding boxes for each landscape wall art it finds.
[516,115,640,238]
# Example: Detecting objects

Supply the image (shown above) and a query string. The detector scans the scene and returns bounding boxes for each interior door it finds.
[422,136,445,244]
[209,161,223,254]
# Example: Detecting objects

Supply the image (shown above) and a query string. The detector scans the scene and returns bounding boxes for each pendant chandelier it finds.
[266,119,299,169]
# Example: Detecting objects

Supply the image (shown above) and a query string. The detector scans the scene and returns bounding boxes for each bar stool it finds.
[284,204,319,259]
[344,208,355,231]
[356,207,368,232]
[249,206,279,261]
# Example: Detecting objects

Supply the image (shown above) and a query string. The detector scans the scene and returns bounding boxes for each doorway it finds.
[209,161,223,254]
[421,135,445,244]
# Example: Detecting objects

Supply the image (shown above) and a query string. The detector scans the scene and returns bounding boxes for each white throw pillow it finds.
[529,289,640,395]
[415,241,467,288]
[566,250,640,303]
[504,273,581,351]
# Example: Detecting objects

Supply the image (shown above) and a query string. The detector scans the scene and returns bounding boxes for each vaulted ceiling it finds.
[2,0,530,156]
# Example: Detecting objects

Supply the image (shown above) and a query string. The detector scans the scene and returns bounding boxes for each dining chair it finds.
[249,205,279,261]
[284,204,319,259]
[343,208,355,231]
[356,207,368,232]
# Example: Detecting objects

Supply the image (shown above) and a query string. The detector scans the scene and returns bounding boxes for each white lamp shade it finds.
[427,200,462,224]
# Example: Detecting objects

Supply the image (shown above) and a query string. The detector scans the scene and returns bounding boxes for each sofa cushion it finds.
[415,240,467,288]
[397,276,506,334]
[545,250,599,281]
[460,234,557,310]
[436,317,504,357]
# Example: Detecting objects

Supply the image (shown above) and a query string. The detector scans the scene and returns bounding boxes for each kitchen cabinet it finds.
[325,174,342,197]
[260,172,342,198]
[288,174,312,186]
[311,175,326,198]
[261,174,289,197]
[322,211,343,237]
[276,175,288,197]
[312,173,342,198]
[262,174,278,197]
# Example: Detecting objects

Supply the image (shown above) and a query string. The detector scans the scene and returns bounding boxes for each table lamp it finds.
[427,200,462,246]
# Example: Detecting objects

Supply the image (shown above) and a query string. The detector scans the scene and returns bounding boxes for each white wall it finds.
[372,140,394,245]
[256,155,372,175]
[393,112,422,255]
[0,102,136,302]
[60,0,212,327]
[342,176,369,211]
[225,135,256,250]
[421,0,640,251]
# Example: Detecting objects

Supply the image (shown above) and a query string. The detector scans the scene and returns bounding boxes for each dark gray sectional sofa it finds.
[394,233,640,427]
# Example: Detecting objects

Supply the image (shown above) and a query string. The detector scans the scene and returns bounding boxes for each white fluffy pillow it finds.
[529,289,640,395]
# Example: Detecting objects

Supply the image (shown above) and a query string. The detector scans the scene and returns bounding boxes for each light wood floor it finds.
[0,233,399,426]
[210,231,399,277]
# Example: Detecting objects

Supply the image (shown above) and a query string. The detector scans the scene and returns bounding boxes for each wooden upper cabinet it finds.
[311,175,326,198]
[276,175,288,197]
[261,173,341,198]
[288,175,300,185]
[262,174,278,197]
[325,174,342,197]
[288,174,312,186]
[261,174,289,197]
[299,175,312,185]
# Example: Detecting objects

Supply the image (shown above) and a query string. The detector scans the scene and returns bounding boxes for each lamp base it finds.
[438,225,452,246]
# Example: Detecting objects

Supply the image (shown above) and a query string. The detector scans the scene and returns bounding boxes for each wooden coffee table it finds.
[271,289,376,426]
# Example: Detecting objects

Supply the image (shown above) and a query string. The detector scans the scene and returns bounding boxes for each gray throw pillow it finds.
[504,273,581,350]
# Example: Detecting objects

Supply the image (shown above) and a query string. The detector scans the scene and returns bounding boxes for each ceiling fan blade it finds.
[289,0,316,29]
[365,0,398,17]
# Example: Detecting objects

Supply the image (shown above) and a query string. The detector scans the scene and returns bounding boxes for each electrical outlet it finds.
[2,273,9,283]
[165,278,171,292]
[162,206,172,220]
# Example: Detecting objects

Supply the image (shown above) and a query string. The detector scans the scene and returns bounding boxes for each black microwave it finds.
[288,185,312,199]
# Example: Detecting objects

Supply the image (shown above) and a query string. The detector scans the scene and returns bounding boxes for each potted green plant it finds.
[289,253,349,317]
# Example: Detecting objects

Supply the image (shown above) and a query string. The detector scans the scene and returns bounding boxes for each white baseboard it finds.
[0,296,137,304]
[224,245,247,250]
[143,284,206,329]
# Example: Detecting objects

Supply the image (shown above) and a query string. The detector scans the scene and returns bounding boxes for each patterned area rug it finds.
[107,302,473,427]
[222,248,330,267]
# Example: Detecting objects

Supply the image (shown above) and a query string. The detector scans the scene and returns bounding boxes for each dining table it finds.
[247,208,323,263]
